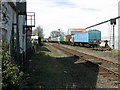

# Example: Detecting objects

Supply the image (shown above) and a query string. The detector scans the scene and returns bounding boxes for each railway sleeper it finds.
[87,59,102,65]
[108,78,119,81]
[99,72,110,75]
[99,72,119,80]
[109,68,118,72]
[84,61,99,67]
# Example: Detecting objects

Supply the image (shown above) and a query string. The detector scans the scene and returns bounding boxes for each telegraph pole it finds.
[58,29,60,44]
[110,19,116,58]
[86,16,120,58]
[113,24,115,57]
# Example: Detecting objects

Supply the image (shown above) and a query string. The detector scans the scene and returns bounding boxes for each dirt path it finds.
[22,44,118,89]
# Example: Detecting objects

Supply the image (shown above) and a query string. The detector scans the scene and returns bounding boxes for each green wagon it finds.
[60,36,65,43]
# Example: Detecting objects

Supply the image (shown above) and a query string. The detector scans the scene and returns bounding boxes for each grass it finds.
[24,44,104,88]
[56,43,120,57]
[26,47,64,87]
[26,45,79,87]
[24,43,119,88]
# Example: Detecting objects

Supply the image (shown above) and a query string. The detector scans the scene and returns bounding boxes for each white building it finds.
[0,0,36,69]
[1,1,27,53]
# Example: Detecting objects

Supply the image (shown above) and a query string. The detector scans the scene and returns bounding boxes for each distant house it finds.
[67,28,86,35]
[31,35,38,45]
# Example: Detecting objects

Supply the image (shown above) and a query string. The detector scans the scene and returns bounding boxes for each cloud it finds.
[44,0,76,8]
[82,8,102,12]
[27,0,119,38]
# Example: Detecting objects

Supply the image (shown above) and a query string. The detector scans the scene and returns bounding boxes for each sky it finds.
[27,0,119,38]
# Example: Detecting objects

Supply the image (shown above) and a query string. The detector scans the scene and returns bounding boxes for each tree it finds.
[50,30,65,38]
[32,26,44,38]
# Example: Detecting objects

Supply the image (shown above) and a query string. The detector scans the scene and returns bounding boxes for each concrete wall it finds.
[1,2,16,44]
[18,15,26,53]
[1,2,27,53]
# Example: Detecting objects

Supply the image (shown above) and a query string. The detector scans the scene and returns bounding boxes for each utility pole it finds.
[58,29,60,44]
[110,19,116,58]
[113,24,115,57]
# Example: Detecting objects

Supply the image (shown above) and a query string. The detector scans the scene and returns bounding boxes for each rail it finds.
[47,43,120,81]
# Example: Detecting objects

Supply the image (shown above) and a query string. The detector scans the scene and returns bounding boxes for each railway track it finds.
[69,44,111,51]
[46,43,120,84]
[57,44,119,67]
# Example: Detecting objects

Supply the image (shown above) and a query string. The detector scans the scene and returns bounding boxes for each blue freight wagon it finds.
[71,30,101,47]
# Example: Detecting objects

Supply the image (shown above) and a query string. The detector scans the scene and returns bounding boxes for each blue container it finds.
[74,32,88,42]
[74,30,101,44]
[88,30,101,43]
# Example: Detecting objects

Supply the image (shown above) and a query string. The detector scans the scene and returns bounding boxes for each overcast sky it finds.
[27,0,119,38]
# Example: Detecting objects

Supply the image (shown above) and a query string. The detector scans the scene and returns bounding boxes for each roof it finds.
[31,36,38,39]
[70,28,86,32]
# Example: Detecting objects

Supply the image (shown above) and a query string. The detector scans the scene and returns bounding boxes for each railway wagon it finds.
[60,36,65,44]
[48,38,51,42]
[50,37,58,43]
[65,35,71,44]
[71,30,101,47]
